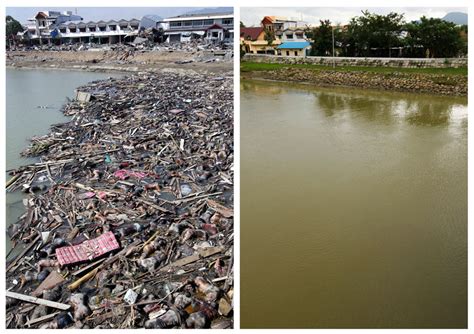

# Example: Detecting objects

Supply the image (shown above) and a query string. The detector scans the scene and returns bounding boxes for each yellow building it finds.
[240,26,280,54]
[241,16,311,56]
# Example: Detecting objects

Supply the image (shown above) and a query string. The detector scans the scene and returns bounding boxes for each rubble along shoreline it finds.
[241,67,467,96]
[6,50,233,74]
[6,71,234,329]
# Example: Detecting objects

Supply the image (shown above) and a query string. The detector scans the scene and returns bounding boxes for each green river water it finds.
[241,80,467,328]
[6,68,119,253]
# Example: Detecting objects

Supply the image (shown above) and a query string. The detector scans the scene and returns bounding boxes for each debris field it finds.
[6,71,234,329]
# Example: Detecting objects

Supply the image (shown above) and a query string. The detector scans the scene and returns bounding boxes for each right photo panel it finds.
[240,7,467,329]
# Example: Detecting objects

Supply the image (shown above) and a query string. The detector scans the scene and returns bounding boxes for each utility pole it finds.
[332,25,335,68]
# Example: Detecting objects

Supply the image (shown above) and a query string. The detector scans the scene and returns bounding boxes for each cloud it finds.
[240,7,467,26]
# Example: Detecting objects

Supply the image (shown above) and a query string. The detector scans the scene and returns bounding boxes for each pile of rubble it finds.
[9,38,232,53]
[7,40,233,66]
[6,71,234,329]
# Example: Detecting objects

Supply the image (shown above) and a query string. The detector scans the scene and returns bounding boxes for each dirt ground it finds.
[6,50,233,74]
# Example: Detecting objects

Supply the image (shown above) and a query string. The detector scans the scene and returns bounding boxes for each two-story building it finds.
[163,12,234,43]
[241,16,311,56]
[22,11,82,43]
[240,27,279,54]
[276,27,311,56]
[55,19,140,44]
[19,10,141,44]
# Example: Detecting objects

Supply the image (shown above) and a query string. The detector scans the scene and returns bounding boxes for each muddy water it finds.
[6,68,119,253]
[241,80,467,328]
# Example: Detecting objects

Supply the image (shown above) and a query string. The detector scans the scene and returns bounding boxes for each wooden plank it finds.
[6,291,70,310]
[6,235,41,272]
[158,246,225,273]
[32,271,65,297]
[25,311,60,326]
[206,199,233,218]
[68,268,98,291]
[72,258,106,276]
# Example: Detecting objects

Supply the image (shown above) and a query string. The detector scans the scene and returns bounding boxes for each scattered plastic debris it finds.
[6,70,233,329]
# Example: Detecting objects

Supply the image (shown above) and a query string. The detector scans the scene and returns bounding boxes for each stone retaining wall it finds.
[243,54,467,68]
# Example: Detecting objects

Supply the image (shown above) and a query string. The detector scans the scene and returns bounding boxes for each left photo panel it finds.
[6,7,234,329]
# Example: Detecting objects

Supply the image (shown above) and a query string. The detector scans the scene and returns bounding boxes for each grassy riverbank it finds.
[241,61,468,76]
[241,61,467,96]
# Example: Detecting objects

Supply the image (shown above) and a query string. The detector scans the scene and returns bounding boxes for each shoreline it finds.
[241,64,467,97]
[7,50,233,75]
[240,75,468,99]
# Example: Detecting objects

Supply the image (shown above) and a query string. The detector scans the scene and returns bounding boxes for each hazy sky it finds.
[240,7,467,26]
[6,7,232,24]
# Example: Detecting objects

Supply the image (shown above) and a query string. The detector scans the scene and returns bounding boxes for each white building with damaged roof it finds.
[19,10,140,44]
[163,12,233,43]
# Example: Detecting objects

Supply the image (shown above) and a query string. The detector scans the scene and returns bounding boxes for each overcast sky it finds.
[6,7,232,24]
[241,7,467,26]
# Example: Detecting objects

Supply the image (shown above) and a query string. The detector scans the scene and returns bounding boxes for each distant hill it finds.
[185,7,233,15]
[442,12,467,25]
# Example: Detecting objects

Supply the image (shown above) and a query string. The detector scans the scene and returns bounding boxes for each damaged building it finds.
[163,12,234,43]
[16,10,234,46]
[18,11,140,45]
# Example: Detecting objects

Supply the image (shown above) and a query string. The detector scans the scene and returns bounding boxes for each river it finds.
[6,68,119,253]
[241,80,467,328]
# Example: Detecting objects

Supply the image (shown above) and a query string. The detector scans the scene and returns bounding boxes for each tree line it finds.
[306,11,467,58]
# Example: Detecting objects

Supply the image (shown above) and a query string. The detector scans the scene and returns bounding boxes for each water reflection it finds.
[241,80,467,128]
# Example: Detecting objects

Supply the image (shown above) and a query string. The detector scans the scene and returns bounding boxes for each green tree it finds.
[310,20,333,56]
[240,21,245,28]
[405,17,463,58]
[264,27,275,46]
[348,11,405,57]
[335,26,354,57]
[6,15,23,47]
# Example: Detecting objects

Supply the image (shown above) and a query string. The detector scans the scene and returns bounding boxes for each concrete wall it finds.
[243,54,467,68]
[277,49,306,57]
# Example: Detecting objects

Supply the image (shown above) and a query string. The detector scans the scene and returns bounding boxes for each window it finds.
[294,51,298,56]
[286,34,293,39]
[109,25,116,31]
[59,28,66,33]
[70,27,77,33]
[79,27,86,32]
[203,19,214,25]
[192,20,203,26]
[170,21,182,27]
[183,21,193,26]
[212,31,219,38]
[286,51,289,56]
[222,18,233,25]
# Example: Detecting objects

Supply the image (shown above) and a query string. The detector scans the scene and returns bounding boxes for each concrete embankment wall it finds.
[243,54,467,68]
